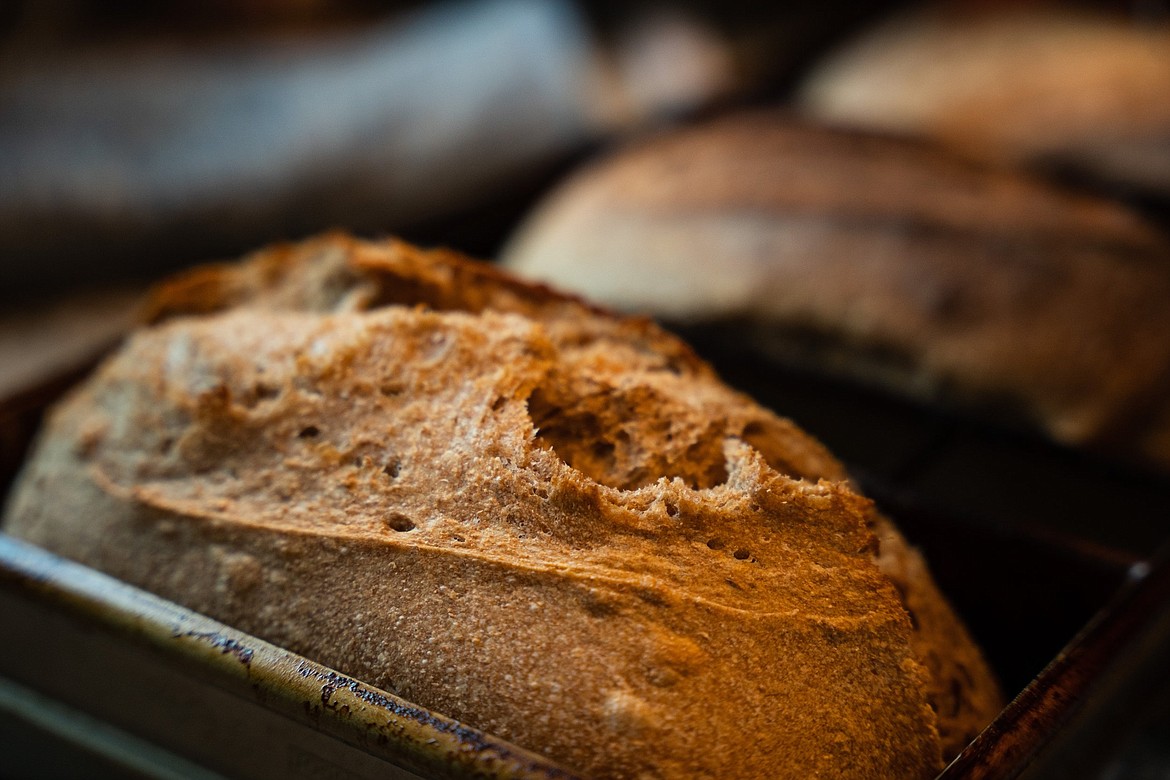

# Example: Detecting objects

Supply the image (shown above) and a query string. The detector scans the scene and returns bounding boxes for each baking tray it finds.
[3,344,1170,779]
[0,533,576,780]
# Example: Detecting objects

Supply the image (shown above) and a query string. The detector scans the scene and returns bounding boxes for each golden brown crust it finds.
[502,112,1170,467]
[5,235,1000,777]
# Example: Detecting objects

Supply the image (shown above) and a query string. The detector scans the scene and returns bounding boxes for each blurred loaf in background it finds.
[0,0,758,299]
[0,0,623,294]
[502,112,1170,471]
[0,0,894,302]
[797,3,1170,199]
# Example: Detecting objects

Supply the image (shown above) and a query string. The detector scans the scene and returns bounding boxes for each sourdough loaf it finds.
[502,113,1170,469]
[797,6,1170,196]
[4,234,999,778]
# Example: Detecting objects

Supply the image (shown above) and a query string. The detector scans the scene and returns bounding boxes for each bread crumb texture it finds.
[4,235,999,778]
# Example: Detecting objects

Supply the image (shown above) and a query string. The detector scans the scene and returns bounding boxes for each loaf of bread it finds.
[796,6,1170,195]
[502,113,1170,469]
[3,234,1000,778]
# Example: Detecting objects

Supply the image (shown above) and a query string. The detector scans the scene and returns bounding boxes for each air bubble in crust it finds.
[385,513,416,532]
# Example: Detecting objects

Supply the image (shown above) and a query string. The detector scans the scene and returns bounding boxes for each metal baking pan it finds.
[0,532,575,780]
[3,344,1170,778]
